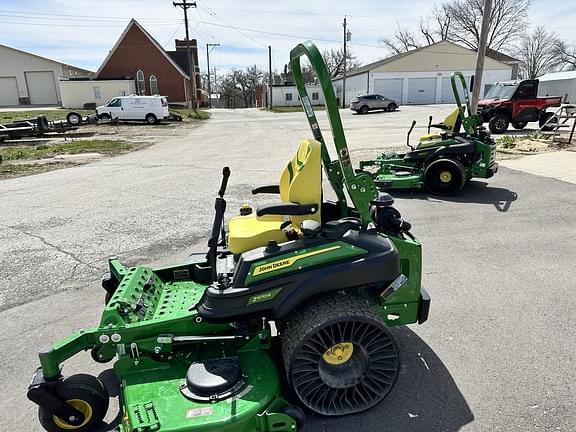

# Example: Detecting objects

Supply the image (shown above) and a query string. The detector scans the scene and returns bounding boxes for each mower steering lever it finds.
[218,167,231,198]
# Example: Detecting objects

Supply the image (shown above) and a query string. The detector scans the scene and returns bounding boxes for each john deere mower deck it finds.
[28,41,430,432]
[359,72,499,196]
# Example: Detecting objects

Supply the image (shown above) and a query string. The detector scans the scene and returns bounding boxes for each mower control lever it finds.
[427,116,433,134]
[218,167,231,198]
[406,120,417,151]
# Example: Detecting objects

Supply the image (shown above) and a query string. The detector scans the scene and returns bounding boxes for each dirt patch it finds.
[0,118,204,179]
[73,119,201,146]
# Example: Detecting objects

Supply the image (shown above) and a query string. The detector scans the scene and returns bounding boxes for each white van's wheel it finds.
[145,113,158,125]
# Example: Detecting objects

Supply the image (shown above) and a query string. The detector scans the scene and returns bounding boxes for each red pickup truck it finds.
[477,79,562,134]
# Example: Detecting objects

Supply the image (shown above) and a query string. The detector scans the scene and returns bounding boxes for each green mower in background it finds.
[359,72,499,196]
[27,41,430,432]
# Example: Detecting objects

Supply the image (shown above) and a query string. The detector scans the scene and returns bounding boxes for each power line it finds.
[0,20,179,28]
[191,6,420,22]
[163,22,184,49]
[198,20,382,48]
[0,9,181,22]
[196,1,268,49]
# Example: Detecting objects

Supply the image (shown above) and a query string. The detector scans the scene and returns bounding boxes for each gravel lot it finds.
[0,106,574,432]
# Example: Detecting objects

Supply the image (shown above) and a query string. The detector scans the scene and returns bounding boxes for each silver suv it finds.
[350,94,399,114]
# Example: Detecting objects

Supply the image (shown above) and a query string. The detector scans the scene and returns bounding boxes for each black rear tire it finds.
[38,374,109,432]
[488,114,509,134]
[424,158,466,196]
[359,105,369,114]
[511,119,527,129]
[282,293,399,416]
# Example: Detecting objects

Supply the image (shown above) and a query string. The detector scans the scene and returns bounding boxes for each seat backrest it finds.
[418,108,463,144]
[443,108,462,132]
[278,139,322,226]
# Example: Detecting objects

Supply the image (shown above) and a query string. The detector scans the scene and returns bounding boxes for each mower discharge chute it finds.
[359,72,499,195]
[27,41,430,432]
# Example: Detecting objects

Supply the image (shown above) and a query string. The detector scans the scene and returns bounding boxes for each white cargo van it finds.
[96,95,169,124]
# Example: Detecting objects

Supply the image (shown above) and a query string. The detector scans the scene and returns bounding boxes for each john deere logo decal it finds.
[254,259,291,274]
[252,245,341,277]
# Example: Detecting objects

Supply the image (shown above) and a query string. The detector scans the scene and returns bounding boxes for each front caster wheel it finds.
[38,374,109,432]
[282,293,399,416]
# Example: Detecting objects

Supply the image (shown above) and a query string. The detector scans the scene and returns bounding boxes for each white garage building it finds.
[333,41,518,106]
[0,43,93,107]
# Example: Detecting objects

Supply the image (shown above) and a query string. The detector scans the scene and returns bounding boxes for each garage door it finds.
[25,71,58,104]
[441,76,470,104]
[0,77,19,106]
[407,78,437,104]
[374,78,403,103]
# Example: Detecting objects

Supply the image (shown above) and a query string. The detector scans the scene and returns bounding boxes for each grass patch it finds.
[497,135,519,149]
[169,107,210,120]
[0,109,93,124]
[264,106,327,113]
[0,139,134,162]
[0,139,138,178]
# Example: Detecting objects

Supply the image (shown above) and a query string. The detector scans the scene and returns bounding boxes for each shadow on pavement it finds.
[92,328,473,432]
[352,109,402,116]
[392,181,518,212]
[302,326,474,432]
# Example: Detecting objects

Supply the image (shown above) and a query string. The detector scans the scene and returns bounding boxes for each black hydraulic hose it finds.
[394,217,412,232]
[210,167,231,282]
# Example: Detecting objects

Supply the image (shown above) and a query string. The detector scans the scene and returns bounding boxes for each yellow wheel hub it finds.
[439,170,452,183]
[322,342,354,365]
[53,399,93,430]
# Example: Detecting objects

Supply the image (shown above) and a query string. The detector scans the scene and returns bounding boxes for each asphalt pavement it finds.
[0,106,574,431]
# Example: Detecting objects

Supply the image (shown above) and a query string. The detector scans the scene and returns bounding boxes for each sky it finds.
[0,0,574,76]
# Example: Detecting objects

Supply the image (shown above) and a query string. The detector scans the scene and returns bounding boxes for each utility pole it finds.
[342,16,347,109]
[268,45,273,109]
[206,43,220,108]
[471,0,493,114]
[173,0,197,109]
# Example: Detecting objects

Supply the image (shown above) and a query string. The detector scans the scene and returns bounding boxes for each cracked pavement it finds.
[1,107,575,432]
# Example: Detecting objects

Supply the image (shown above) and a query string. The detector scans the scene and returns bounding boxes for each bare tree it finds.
[444,0,531,51]
[554,41,576,70]
[228,66,266,108]
[218,74,239,108]
[380,0,531,54]
[322,48,361,78]
[380,26,422,55]
[514,27,563,79]
[420,5,452,44]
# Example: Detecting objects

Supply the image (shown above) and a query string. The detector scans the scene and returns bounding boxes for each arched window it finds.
[136,70,145,95]
[149,75,158,95]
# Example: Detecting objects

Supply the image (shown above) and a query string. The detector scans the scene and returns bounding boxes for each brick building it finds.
[97,19,202,105]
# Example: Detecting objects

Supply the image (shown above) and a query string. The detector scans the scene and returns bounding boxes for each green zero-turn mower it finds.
[359,72,499,196]
[27,41,430,432]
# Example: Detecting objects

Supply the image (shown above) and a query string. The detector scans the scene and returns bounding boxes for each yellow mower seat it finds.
[228,214,287,254]
[228,139,322,254]
[418,108,461,143]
